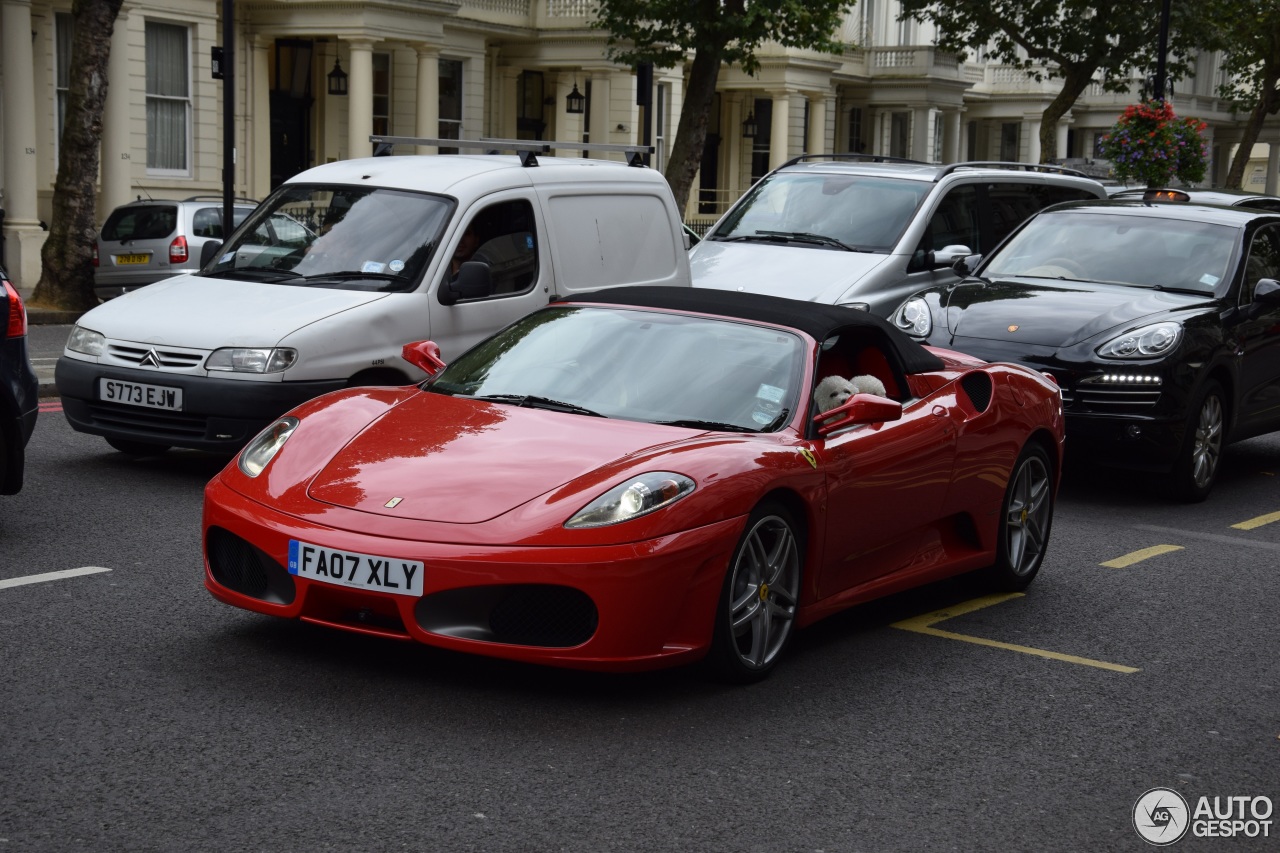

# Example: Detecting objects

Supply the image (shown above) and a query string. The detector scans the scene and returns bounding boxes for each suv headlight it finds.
[565,472,695,528]
[1097,322,1182,359]
[207,347,298,374]
[67,325,105,356]
[893,297,932,338]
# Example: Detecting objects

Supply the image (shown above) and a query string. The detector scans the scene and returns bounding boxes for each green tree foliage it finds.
[31,0,124,311]
[898,0,1201,163]
[592,0,855,212]
[1203,0,1280,188]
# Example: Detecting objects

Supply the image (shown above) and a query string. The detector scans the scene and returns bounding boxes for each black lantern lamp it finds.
[327,57,348,96]
[742,110,758,139]
[566,80,585,114]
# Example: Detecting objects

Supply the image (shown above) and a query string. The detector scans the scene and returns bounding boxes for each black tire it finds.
[984,442,1055,592]
[1170,380,1226,503]
[105,437,170,457]
[705,501,804,684]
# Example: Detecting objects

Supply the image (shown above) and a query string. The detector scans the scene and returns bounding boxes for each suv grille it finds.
[107,343,205,369]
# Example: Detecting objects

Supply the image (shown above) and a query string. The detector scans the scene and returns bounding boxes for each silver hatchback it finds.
[93,197,258,301]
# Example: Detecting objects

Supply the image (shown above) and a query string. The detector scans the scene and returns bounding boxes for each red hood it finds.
[306,393,695,523]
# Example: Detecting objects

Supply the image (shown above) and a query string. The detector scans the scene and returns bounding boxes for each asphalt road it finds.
[4,335,1278,852]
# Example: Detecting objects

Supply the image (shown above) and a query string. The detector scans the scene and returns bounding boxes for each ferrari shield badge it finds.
[798,448,818,469]
[384,497,404,508]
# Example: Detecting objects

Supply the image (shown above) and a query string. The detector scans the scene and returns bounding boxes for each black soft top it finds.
[560,286,946,375]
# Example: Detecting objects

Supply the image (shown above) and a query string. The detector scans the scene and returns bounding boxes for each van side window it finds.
[987,183,1099,248]
[922,185,980,254]
[451,199,539,297]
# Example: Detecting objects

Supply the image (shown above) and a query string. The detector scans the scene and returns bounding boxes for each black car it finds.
[891,199,1280,501]
[1,266,39,494]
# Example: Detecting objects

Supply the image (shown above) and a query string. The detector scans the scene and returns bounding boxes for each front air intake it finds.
[206,527,296,604]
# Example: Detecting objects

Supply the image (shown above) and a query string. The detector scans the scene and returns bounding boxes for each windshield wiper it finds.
[744,230,870,252]
[205,267,303,282]
[468,394,605,418]
[655,418,757,433]
[302,270,412,284]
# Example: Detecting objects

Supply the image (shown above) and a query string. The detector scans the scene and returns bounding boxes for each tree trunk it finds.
[1225,78,1280,189]
[662,44,724,215]
[1038,66,1096,163]
[30,0,124,311]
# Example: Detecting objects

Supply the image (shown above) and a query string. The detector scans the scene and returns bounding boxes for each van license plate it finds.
[288,540,425,596]
[99,378,183,411]
[115,254,151,265]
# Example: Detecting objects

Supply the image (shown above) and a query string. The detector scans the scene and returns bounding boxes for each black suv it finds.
[1,266,38,494]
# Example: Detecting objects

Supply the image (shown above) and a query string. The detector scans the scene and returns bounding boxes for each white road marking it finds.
[0,566,112,590]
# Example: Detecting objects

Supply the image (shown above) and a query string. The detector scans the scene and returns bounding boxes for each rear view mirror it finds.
[813,393,903,436]
[199,240,224,269]
[952,253,983,276]
[402,341,447,376]
[438,262,494,306]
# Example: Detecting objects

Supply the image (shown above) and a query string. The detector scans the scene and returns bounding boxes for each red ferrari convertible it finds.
[204,287,1064,681]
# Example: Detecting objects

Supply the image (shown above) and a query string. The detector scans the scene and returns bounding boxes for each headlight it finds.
[565,472,695,528]
[207,347,298,373]
[893,297,932,338]
[238,417,299,477]
[67,325,105,356]
[1096,322,1182,359]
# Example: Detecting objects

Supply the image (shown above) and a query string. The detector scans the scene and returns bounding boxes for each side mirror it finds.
[438,261,494,306]
[812,393,904,437]
[930,244,973,270]
[402,340,447,376]
[1255,278,1280,304]
[199,240,224,268]
[952,253,983,276]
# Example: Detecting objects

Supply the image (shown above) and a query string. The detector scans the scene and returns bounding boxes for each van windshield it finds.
[711,173,929,252]
[200,185,453,292]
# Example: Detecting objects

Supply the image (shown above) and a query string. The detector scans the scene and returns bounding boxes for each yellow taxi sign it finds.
[1143,189,1190,203]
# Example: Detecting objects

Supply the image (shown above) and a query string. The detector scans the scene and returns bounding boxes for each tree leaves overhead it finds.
[593,0,849,76]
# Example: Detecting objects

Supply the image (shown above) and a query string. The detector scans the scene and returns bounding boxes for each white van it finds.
[57,139,692,455]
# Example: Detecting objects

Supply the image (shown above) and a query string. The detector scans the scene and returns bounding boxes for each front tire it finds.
[1170,380,1225,503]
[706,502,804,683]
[984,442,1054,592]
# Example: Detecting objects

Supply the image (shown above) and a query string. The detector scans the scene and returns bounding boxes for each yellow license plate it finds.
[115,254,151,265]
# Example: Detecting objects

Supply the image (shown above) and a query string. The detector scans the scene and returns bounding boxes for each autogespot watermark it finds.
[1133,787,1275,845]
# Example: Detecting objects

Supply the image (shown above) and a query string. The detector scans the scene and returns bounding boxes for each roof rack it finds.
[182,195,259,204]
[368,135,654,167]
[937,161,1091,179]
[777,153,930,170]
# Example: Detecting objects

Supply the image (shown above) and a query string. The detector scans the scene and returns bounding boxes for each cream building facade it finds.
[0,0,1273,292]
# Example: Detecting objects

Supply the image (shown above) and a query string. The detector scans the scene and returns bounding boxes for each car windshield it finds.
[427,306,806,432]
[711,172,929,252]
[201,184,452,292]
[984,211,1239,294]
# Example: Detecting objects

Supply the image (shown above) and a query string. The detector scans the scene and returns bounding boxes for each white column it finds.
[911,107,930,161]
[2,0,45,291]
[101,8,133,217]
[588,72,611,159]
[1025,117,1042,164]
[769,90,791,170]
[345,39,376,160]
[251,36,272,199]
[1267,143,1280,196]
[1055,121,1070,161]
[944,109,962,164]
[726,92,744,203]
[807,94,826,155]
[414,44,440,155]
[499,67,519,141]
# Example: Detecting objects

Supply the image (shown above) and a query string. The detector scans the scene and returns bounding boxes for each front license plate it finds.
[288,540,425,597]
[98,378,183,410]
[114,253,151,265]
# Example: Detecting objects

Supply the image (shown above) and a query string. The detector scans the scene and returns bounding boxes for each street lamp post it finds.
[1153,0,1172,101]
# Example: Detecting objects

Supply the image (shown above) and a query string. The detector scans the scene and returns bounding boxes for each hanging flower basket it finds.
[1098,100,1209,188]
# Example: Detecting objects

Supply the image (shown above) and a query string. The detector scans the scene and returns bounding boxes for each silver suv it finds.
[689,156,1108,316]
[94,196,258,301]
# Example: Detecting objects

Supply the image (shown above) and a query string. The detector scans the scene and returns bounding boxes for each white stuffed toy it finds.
[815,374,888,413]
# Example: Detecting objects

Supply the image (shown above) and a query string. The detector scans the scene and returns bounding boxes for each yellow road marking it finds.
[1100,544,1184,568]
[891,593,1140,674]
[1232,510,1280,531]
